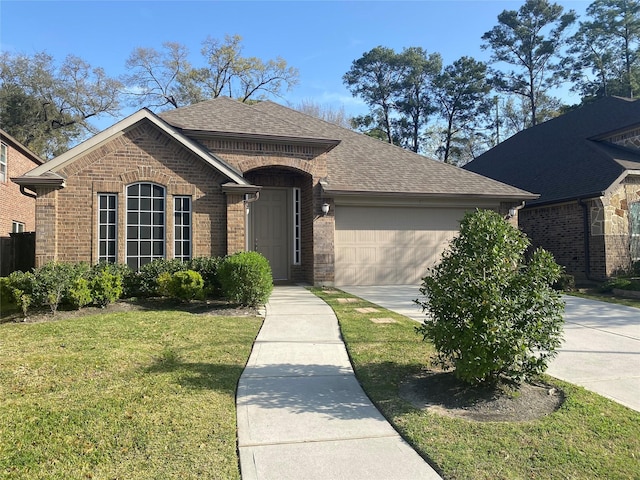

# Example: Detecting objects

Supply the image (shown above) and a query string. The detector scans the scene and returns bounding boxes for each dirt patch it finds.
[400,370,564,422]
[1,298,261,324]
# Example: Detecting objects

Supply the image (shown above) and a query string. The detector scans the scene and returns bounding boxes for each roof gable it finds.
[464,97,640,205]
[18,109,248,186]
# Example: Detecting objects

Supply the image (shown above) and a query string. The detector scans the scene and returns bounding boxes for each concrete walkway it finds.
[341,285,640,413]
[236,286,442,480]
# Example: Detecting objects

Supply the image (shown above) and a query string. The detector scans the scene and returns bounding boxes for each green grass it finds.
[0,310,262,479]
[568,289,640,309]
[313,288,640,480]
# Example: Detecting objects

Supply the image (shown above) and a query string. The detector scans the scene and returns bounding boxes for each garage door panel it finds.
[335,206,468,285]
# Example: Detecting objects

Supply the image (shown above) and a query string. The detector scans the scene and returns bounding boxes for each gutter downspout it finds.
[20,185,37,199]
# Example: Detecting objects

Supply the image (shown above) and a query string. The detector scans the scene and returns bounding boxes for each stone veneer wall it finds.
[34,121,228,267]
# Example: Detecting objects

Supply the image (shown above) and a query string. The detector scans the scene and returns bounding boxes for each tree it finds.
[124,34,299,109]
[566,0,640,99]
[482,0,576,127]
[293,99,353,129]
[433,56,492,164]
[343,46,405,144]
[394,47,442,152]
[124,41,191,109]
[416,209,564,386]
[0,51,122,158]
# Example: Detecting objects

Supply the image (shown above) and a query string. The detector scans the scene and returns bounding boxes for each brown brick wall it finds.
[34,121,228,267]
[0,141,39,235]
[519,201,592,280]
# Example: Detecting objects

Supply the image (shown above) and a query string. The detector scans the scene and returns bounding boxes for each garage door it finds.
[334,206,468,285]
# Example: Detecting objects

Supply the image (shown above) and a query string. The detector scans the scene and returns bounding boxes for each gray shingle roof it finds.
[161,97,536,199]
[463,96,640,205]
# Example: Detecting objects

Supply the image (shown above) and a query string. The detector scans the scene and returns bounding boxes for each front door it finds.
[251,188,289,281]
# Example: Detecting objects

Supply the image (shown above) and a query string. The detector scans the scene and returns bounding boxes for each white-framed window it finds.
[0,142,7,182]
[12,221,25,233]
[174,196,192,262]
[126,182,165,271]
[98,194,117,263]
[293,187,301,265]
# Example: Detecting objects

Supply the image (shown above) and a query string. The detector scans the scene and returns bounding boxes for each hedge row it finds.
[1,252,273,317]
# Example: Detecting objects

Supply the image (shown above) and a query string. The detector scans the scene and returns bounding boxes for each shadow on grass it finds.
[144,349,245,392]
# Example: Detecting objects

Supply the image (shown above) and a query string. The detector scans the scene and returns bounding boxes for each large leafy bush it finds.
[416,209,565,386]
[218,252,273,306]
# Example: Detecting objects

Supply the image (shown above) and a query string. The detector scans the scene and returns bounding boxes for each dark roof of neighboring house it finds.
[161,98,535,200]
[463,96,640,206]
[0,128,45,165]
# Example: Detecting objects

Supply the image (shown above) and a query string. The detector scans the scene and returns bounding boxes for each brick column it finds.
[35,187,58,266]
[222,184,261,255]
[312,183,335,286]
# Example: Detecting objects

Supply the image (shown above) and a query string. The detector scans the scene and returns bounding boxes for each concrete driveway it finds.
[340,286,640,413]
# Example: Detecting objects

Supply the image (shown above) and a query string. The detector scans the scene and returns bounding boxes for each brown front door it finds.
[251,188,289,281]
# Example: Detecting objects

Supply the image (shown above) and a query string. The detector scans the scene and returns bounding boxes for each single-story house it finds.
[15,97,534,286]
[1,129,44,276]
[464,96,640,281]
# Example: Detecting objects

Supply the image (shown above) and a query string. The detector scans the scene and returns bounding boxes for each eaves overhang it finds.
[181,129,341,152]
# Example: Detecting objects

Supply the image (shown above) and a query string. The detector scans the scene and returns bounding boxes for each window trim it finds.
[98,193,118,264]
[174,195,192,262]
[11,221,25,233]
[292,187,301,265]
[0,142,7,183]
[125,182,166,271]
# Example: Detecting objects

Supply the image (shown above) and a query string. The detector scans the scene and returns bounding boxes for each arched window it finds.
[126,182,165,270]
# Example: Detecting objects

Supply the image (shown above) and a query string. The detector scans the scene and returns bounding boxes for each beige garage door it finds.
[335,206,468,285]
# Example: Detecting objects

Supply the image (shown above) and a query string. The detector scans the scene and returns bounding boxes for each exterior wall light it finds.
[322,203,330,216]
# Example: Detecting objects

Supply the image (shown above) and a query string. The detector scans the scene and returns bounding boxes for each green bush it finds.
[6,270,36,316]
[187,256,224,297]
[553,273,576,292]
[218,252,273,306]
[89,265,123,307]
[416,209,565,386]
[33,262,90,314]
[599,277,640,292]
[68,277,93,309]
[162,270,204,301]
[137,259,187,297]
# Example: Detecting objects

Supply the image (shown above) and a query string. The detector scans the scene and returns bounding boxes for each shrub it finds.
[416,209,565,386]
[137,259,187,297]
[5,271,35,316]
[68,277,93,309]
[187,256,224,297]
[599,277,640,292]
[89,265,123,307]
[32,262,90,314]
[163,270,204,301]
[553,273,575,292]
[218,252,273,306]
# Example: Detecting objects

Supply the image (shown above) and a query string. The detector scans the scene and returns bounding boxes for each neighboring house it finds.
[0,129,43,235]
[0,129,44,276]
[14,97,534,286]
[464,96,640,281]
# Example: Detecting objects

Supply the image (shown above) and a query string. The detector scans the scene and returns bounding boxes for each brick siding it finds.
[34,121,228,267]
[0,140,39,235]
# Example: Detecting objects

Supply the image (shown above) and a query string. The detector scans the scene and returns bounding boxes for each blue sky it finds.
[2,0,589,131]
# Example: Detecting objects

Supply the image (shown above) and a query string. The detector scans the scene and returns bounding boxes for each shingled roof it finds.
[463,96,640,206]
[161,98,535,200]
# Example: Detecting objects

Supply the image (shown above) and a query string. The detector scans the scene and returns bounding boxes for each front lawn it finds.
[0,310,262,479]
[314,288,640,480]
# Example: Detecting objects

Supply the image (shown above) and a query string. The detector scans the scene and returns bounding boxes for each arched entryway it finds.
[245,167,313,283]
